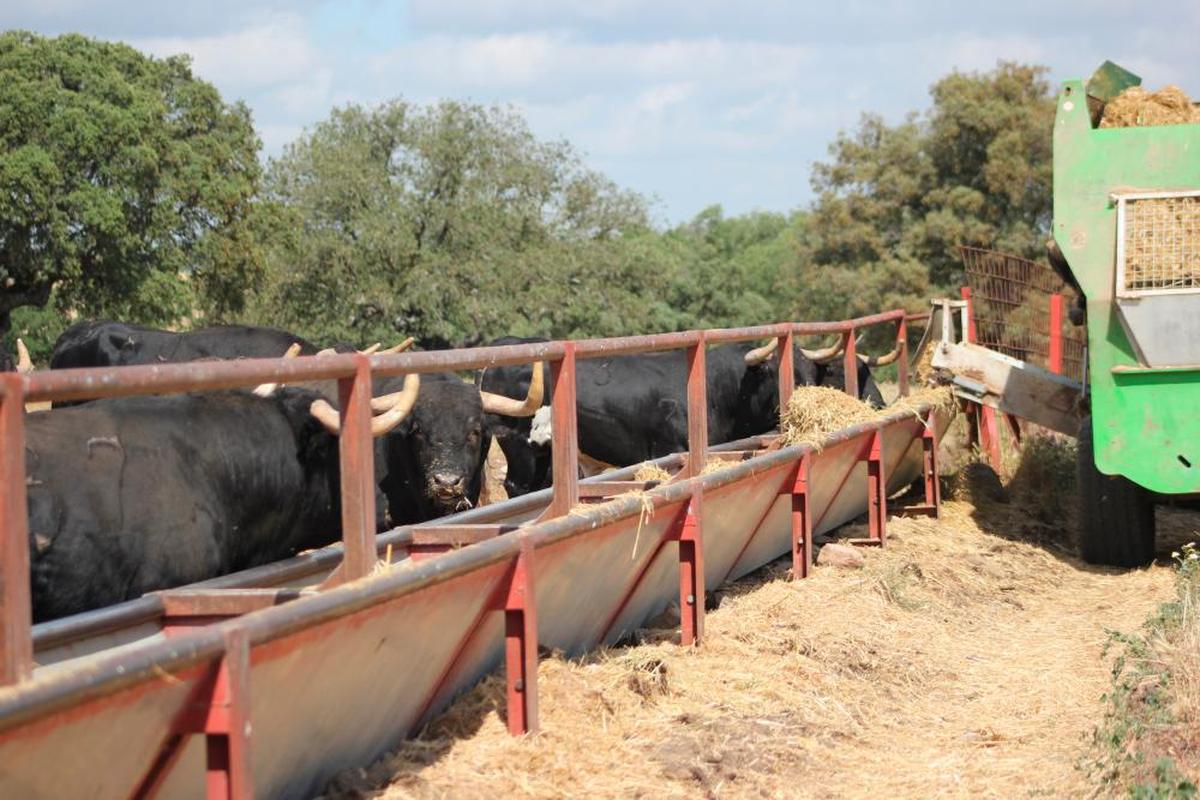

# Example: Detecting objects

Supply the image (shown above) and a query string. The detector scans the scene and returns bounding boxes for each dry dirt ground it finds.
[324,479,1195,799]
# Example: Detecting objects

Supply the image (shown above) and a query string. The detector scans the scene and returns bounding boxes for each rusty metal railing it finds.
[0,309,947,798]
[0,311,917,685]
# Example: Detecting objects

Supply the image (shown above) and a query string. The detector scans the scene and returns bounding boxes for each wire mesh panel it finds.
[1117,192,1200,293]
[959,246,1086,381]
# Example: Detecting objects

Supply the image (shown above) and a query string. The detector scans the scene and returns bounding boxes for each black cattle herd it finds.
[9,320,883,622]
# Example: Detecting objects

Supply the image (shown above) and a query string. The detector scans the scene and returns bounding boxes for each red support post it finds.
[205,630,254,800]
[866,431,887,544]
[0,374,32,685]
[135,629,257,800]
[922,424,941,516]
[842,328,858,399]
[960,286,977,343]
[548,343,579,518]
[896,317,910,397]
[777,331,795,412]
[499,542,538,735]
[1048,293,1064,375]
[332,356,377,584]
[789,455,813,580]
[686,334,708,476]
[676,494,705,646]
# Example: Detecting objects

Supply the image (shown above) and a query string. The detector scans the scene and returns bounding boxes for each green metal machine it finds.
[1053,61,1200,566]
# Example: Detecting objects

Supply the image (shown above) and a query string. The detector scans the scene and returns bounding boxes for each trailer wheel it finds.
[1077,417,1155,567]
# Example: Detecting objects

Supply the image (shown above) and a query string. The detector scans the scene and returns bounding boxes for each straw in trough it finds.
[633,463,673,484]
[779,387,880,449]
[1100,85,1200,128]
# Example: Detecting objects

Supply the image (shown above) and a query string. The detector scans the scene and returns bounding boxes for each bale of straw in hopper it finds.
[1100,85,1200,128]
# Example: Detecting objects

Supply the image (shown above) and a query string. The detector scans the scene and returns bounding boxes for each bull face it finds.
[402,380,487,516]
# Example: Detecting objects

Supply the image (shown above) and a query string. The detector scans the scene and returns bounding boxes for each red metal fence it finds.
[959,246,1086,381]
[0,310,944,799]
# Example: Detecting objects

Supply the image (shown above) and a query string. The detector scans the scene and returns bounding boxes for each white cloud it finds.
[132,13,319,92]
[367,34,814,99]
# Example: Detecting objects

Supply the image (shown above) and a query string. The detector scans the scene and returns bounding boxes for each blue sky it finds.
[3,1,1198,223]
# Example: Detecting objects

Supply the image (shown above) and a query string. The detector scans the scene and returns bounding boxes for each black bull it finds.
[48,319,497,524]
[49,320,331,368]
[480,338,883,498]
[25,388,367,622]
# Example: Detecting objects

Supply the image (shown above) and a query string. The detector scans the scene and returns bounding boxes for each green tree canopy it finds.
[252,99,658,347]
[0,31,263,339]
[798,61,1055,324]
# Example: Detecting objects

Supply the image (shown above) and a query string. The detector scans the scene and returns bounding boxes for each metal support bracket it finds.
[896,420,941,519]
[132,629,254,800]
[408,525,515,562]
[672,494,705,646]
[496,542,538,735]
[848,431,887,547]
[784,454,813,579]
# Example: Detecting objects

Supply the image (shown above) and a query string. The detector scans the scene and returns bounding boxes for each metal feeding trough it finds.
[0,311,946,799]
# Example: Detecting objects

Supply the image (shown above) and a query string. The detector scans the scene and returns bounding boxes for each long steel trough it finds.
[0,311,944,799]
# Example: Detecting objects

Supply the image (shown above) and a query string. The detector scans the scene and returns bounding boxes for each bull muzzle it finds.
[428,472,472,512]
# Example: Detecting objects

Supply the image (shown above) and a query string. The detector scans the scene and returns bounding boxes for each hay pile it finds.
[779,386,955,450]
[1100,85,1200,128]
[633,463,672,484]
[779,387,878,449]
[320,494,1181,800]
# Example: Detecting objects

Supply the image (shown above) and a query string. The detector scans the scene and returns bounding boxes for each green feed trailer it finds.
[1053,62,1200,567]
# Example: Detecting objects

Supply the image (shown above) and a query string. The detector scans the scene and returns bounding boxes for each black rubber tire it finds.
[1077,417,1155,567]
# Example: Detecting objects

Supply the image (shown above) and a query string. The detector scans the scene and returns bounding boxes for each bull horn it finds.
[253,342,302,397]
[311,373,420,437]
[367,373,420,435]
[859,341,903,367]
[799,334,865,364]
[15,339,33,374]
[315,347,337,357]
[377,337,415,355]
[358,343,382,355]
[743,338,779,366]
[479,360,544,417]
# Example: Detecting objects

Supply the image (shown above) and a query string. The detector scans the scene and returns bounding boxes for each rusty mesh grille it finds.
[1121,194,1200,292]
[958,246,1086,382]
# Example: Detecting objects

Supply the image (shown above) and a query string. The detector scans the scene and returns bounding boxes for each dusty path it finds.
[325,499,1185,799]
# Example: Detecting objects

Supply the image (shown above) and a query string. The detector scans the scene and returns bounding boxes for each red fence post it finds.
[777,331,795,412]
[501,541,538,735]
[686,334,708,476]
[790,454,812,580]
[842,328,858,399]
[866,431,887,544]
[677,494,705,646]
[1048,293,1064,375]
[548,343,579,518]
[0,374,32,685]
[897,317,910,397]
[335,355,377,584]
